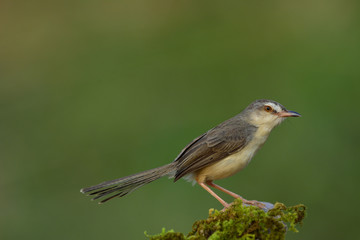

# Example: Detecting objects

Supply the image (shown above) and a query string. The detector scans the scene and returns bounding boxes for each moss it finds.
[145,228,186,240]
[146,199,306,240]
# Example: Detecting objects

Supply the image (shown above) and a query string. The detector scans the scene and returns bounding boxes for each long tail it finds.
[80,163,177,204]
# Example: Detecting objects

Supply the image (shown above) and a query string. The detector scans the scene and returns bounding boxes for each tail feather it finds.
[80,163,176,203]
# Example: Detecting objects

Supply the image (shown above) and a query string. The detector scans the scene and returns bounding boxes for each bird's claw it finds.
[242,199,266,209]
[220,202,232,212]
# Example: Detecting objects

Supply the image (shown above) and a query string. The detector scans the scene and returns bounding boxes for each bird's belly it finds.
[195,140,265,183]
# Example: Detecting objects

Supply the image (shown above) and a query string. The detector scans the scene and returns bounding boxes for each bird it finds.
[80,99,301,208]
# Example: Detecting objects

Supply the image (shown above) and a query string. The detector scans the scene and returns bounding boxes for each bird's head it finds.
[243,99,301,129]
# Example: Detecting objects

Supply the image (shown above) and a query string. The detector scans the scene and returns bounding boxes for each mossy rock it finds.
[146,199,306,240]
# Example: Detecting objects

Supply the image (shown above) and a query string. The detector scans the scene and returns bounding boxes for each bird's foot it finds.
[219,201,235,212]
[221,199,265,211]
[240,199,266,209]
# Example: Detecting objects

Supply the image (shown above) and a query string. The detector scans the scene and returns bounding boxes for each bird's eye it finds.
[264,105,273,112]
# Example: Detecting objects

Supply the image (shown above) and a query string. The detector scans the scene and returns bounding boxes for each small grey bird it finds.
[80,99,301,208]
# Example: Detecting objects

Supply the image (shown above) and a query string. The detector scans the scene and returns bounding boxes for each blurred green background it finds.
[1,0,359,239]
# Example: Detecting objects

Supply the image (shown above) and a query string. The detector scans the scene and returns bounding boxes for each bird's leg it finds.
[198,182,231,209]
[206,181,265,209]
[206,181,245,199]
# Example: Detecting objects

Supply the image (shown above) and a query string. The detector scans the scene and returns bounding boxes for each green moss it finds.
[145,228,186,240]
[146,199,306,240]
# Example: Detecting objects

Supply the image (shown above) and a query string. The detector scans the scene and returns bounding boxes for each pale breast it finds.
[195,126,271,183]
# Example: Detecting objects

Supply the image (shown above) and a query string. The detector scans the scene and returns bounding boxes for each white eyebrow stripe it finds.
[265,102,282,112]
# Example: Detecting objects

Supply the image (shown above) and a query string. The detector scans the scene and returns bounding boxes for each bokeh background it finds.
[1,0,359,239]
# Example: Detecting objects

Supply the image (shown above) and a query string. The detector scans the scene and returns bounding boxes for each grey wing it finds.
[173,120,257,181]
